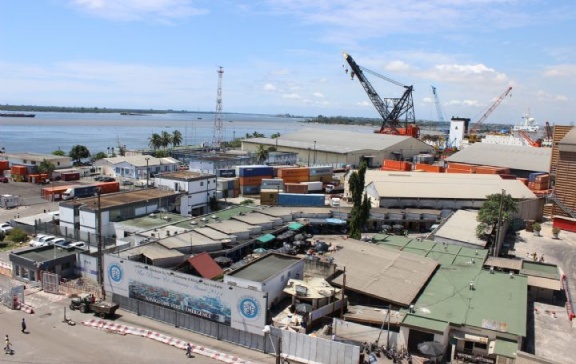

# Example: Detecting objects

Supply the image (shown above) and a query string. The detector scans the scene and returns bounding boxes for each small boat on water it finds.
[0,113,35,117]
[120,112,147,116]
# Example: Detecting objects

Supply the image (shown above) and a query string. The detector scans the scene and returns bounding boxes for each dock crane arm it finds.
[342,52,415,134]
[469,86,512,134]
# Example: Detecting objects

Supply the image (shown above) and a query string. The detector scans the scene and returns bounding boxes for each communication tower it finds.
[212,66,224,148]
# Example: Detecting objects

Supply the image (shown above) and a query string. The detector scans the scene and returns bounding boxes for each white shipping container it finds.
[300,181,323,192]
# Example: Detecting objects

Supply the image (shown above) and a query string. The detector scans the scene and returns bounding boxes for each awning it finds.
[464,334,489,344]
[288,222,304,231]
[326,218,347,225]
[402,315,448,334]
[256,233,276,244]
[488,339,518,358]
[527,276,562,291]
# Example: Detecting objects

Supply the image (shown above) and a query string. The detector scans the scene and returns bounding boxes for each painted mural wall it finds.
[103,255,267,335]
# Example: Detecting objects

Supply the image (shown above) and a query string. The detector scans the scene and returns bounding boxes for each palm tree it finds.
[256,145,269,164]
[148,133,162,150]
[172,130,183,147]
[38,159,56,177]
[160,131,172,150]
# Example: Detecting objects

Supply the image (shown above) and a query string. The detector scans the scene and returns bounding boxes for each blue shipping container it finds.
[309,166,333,176]
[237,165,274,177]
[528,172,547,182]
[278,193,325,207]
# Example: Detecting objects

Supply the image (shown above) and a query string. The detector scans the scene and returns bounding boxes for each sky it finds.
[0,0,575,125]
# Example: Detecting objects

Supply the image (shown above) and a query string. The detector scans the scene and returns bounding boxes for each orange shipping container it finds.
[11,165,27,175]
[282,175,310,184]
[239,175,272,186]
[97,181,120,194]
[278,167,310,178]
[0,160,9,171]
[284,183,308,194]
[414,163,444,173]
[446,162,476,172]
[446,168,475,174]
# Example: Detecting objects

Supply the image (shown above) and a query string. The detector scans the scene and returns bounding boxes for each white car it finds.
[0,223,13,234]
[30,234,56,247]
[55,240,87,249]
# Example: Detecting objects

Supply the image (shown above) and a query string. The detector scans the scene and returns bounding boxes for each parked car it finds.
[93,176,105,181]
[30,234,56,247]
[55,240,87,249]
[101,177,115,182]
[0,176,8,183]
[122,180,134,186]
[51,238,67,246]
[0,222,13,234]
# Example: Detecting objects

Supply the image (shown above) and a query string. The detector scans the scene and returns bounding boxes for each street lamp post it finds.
[96,189,105,300]
[313,140,317,165]
[145,157,150,188]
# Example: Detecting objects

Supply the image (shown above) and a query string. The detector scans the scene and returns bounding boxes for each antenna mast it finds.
[212,66,224,148]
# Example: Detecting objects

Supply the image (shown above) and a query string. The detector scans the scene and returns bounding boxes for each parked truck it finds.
[300,181,323,193]
[69,293,119,318]
[62,182,119,200]
[325,183,344,194]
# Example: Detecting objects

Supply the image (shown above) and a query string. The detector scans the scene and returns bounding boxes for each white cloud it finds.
[536,90,568,102]
[263,83,277,91]
[70,0,208,21]
[312,92,324,98]
[385,61,411,72]
[283,93,301,99]
[543,65,576,77]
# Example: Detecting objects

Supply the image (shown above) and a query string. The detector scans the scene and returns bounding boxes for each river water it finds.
[0,112,375,155]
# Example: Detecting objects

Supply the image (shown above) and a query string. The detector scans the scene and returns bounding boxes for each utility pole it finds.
[494,189,506,257]
[212,66,224,149]
[96,189,105,300]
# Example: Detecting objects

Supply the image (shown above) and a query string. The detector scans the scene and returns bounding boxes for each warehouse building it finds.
[241,129,435,169]
[547,126,576,226]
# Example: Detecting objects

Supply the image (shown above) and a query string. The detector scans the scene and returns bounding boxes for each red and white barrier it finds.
[82,319,254,364]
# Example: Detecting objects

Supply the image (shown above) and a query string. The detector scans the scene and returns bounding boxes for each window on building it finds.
[200,182,204,186]
[464,341,474,352]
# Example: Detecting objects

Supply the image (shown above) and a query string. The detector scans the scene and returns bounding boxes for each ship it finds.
[0,113,35,117]
[513,110,540,133]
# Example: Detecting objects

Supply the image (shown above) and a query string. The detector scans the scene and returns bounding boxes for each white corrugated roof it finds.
[245,128,432,154]
[445,143,551,173]
[365,171,537,200]
[434,210,486,247]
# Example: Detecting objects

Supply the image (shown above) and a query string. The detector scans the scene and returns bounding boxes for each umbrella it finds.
[314,241,330,253]
[295,303,314,314]
[253,248,268,254]
[214,256,232,265]
[417,341,445,357]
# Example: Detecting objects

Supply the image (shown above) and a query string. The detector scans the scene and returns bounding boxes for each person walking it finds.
[185,343,193,358]
[21,318,26,333]
[4,335,11,354]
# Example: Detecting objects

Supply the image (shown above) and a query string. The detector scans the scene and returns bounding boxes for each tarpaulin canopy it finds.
[257,233,276,244]
[288,222,304,230]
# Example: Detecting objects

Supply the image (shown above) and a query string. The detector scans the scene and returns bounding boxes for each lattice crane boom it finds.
[469,86,512,134]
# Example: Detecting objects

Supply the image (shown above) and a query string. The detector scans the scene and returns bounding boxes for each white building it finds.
[154,170,217,216]
[2,152,73,169]
[95,155,180,180]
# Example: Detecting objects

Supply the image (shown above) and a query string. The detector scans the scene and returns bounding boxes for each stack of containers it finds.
[0,160,9,175]
[278,193,325,207]
[260,178,284,205]
[308,166,333,183]
[10,165,28,182]
[381,159,412,171]
[278,167,310,183]
[445,162,476,174]
[272,165,294,177]
[236,165,274,195]
[528,173,550,192]
[217,177,240,198]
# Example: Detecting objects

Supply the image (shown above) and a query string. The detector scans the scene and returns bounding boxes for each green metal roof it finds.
[288,222,304,230]
[521,261,560,279]
[402,314,448,334]
[492,338,518,358]
[256,233,276,244]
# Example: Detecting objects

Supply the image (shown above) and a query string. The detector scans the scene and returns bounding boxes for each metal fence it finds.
[113,294,360,364]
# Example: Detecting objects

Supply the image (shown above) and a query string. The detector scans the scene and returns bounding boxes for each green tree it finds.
[52,150,65,156]
[148,133,162,150]
[256,144,269,164]
[93,151,108,160]
[154,150,169,158]
[270,132,281,139]
[38,159,56,176]
[69,145,91,165]
[348,161,370,239]
[172,130,183,147]
[6,228,28,244]
[160,131,172,150]
[476,192,518,246]
[252,131,264,138]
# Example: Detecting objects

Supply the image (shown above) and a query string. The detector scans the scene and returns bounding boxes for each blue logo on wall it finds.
[238,296,261,320]
[108,263,123,283]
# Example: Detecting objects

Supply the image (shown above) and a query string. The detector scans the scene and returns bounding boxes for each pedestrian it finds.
[539,255,545,263]
[21,318,26,333]
[185,343,193,358]
[4,335,11,354]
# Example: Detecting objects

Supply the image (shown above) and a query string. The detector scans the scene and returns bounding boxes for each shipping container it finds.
[217,169,236,178]
[309,166,333,176]
[28,174,41,183]
[260,188,280,206]
[284,183,309,194]
[278,193,325,207]
[413,163,444,173]
[0,160,9,171]
[528,172,548,182]
[272,165,295,177]
[300,181,323,193]
[239,175,272,186]
[381,160,412,171]
[446,162,477,172]
[261,178,284,190]
[41,185,77,200]
[11,165,27,175]
[278,167,310,178]
[61,172,81,181]
[240,185,261,195]
[282,175,310,184]
[26,164,39,175]
[97,181,121,194]
[236,165,274,178]
[308,174,332,182]
[445,168,475,174]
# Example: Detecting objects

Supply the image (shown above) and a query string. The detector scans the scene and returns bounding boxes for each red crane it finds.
[469,86,513,134]
[518,130,542,147]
